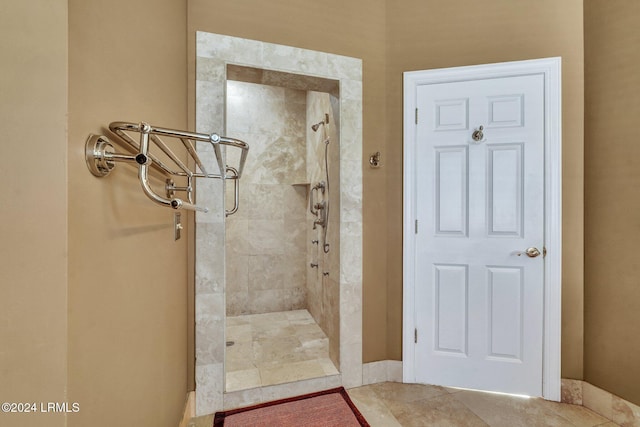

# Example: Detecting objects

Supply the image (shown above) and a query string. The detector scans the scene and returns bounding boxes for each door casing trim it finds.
[402,57,562,401]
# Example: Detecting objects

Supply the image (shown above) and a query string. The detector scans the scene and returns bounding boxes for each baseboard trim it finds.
[562,379,640,426]
[178,391,196,427]
[362,360,403,385]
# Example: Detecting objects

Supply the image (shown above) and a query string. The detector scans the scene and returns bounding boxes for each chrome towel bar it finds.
[86,121,248,213]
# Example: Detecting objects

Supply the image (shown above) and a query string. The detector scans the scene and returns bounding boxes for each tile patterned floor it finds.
[225,309,339,392]
[349,382,617,427]
[190,382,618,427]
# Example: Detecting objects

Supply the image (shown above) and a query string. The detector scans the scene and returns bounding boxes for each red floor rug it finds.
[213,387,369,426]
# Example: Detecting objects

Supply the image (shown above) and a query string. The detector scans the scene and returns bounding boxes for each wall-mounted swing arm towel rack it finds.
[85,121,249,213]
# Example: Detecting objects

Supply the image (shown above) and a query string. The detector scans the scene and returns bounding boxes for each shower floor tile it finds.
[225,309,338,392]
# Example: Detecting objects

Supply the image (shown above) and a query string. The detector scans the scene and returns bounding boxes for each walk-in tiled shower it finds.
[223,70,341,391]
[194,32,362,415]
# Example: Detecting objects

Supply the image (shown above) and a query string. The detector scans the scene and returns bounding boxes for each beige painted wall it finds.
[187,0,389,362]
[385,0,585,377]
[17,0,640,422]
[584,0,640,405]
[0,1,68,426]
[67,0,189,425]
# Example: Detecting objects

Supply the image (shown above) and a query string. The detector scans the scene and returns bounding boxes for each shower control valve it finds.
[310,182,326,216]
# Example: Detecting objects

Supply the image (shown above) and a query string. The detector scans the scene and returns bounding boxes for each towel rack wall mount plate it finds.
[86,134,117,177]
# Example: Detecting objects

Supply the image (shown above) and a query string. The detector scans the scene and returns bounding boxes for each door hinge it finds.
[415,219,418,234]
[414,328,418,343]
[415,108,418,124]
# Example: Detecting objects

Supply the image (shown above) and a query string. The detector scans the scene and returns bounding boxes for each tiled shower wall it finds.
[225,81,308,315]
[306,91,341,366]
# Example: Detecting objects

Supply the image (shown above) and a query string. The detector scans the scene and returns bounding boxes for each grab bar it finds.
[86,121,249,214]
[225,166,239,217]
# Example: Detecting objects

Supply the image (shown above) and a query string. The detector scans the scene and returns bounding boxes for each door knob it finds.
[516,247,541,258]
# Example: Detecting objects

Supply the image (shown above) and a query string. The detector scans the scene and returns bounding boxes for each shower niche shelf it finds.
[85,121,248,214]
[291,183,312,206]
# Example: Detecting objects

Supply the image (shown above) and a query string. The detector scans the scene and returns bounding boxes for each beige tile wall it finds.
[225,81,307,316]
[306,91,341,367]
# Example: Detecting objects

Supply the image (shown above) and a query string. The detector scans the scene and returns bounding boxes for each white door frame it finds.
[402,57,562,401]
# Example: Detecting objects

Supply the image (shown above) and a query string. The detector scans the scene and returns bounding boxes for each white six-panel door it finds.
[413,74,545,396]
